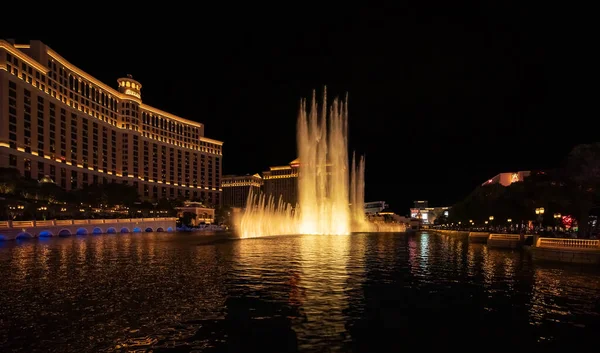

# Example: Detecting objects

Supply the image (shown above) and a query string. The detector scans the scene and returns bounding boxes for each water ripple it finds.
[0,231,599,352]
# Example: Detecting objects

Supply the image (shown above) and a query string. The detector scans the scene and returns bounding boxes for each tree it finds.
[0,167,20,195]
[433,214,448,225]
[562,143,600,236]
[215,205,232,226]
[179,211,196,227]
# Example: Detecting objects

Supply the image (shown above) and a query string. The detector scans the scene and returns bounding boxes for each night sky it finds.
[3,3,586,215]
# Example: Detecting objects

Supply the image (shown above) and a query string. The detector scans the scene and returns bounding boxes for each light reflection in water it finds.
[420,233,430,270]
[530,265,600,342]
[296,234,351,350]
[0,232,599,352]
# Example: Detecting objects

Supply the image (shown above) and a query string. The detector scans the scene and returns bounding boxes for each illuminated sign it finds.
[511,173,519,183]
[124,89,141,99]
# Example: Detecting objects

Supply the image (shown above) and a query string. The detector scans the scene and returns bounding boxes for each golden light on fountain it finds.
[238,89,406,238]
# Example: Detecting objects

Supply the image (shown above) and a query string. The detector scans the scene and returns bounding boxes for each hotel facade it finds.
[221,173,263,208]
[262,159,299,207]
[0,40,223,206]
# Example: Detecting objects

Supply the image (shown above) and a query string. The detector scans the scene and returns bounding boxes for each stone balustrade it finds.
[532,237,600,265]
[488,233,523,248]
[536,237,599,249]
[0,218,177,241]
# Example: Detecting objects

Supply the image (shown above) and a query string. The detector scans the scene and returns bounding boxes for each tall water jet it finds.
[237,88,406,238]
[297,89,351,235]
[350,152,368,231]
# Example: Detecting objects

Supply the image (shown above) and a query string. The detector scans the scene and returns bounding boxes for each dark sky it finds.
[3,3,586,214]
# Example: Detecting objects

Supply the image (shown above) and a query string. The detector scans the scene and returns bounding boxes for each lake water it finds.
[0,231,599,352]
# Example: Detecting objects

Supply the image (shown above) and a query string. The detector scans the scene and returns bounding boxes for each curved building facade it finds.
[0,40,222,206]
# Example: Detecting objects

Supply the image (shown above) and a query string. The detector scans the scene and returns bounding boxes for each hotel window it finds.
[24,158,32,179]
[161,146,167,182]
[152,143,158,180]
[24,89,32,153]
[82,119,89,168]
[49,104,56,154]
[111,131,117,173]
[192,153,198,186]
[101,126,107,170]
[177,150,182,184]
[184,152,190,186]
[59,168,66,188]
[60,110,66,159]
[133,135,139,177]
[71,170,77,189]
[37,96,45,157]
[122,134,129,177]
[8,81,17,149]
[37,161,45,180]
[70,114,78,165]
[169,148,175,182]
[9,154,17,167]
[143,141,149,179]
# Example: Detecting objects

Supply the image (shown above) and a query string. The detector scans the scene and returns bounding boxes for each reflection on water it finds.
[0,231,599,352]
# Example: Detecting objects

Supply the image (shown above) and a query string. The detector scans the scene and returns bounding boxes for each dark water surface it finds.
[0,231,599,352]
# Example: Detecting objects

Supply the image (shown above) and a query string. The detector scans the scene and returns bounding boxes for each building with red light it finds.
[481,171,531,187]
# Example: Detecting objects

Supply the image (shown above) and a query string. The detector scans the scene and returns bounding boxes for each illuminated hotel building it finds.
[221,173,263,208]
[0,40,223,205]
[262,159,299,206]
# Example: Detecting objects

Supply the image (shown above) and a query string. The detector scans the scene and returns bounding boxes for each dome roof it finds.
[38,175,55,184]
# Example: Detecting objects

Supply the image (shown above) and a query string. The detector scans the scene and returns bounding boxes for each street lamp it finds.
[553,213,562,231]
[535,207,545,232]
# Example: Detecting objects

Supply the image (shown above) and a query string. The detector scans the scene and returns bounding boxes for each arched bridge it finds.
[0,218,177,241]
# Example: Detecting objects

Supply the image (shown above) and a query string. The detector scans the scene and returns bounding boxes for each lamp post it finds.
[553,213,561,232]
[489,216,494,231]
[535,207,545,233]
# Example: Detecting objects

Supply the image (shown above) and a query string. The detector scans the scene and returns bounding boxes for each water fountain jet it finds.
[237,89,405,238]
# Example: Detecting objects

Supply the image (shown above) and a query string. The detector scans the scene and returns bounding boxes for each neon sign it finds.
[124,89,141,99]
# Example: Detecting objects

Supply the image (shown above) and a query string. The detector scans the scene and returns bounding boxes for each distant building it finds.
[481,171,531,187]
[364,201,388,215]
[262,159,299,206]
[221,173,263,208]
[410,200,450,225]
[413,200,428,209]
